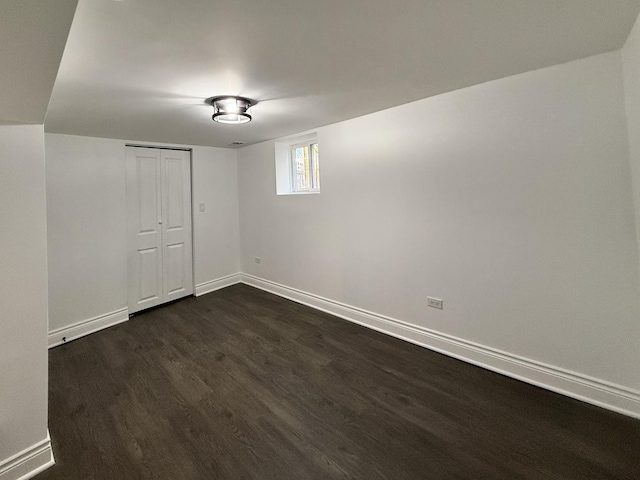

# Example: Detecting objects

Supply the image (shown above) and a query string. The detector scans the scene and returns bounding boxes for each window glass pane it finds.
[304,146,310,189]
[293,146,310,190]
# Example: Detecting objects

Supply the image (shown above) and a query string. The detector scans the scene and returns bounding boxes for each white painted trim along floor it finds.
[0,432,54,480]
[48,308,129,348]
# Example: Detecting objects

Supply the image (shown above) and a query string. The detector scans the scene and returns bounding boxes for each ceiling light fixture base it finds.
[209,96,256,125]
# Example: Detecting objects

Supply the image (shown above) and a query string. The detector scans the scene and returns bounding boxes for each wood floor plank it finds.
[38,284,640,480]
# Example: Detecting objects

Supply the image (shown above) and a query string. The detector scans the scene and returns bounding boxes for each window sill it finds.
[276,191,321,196]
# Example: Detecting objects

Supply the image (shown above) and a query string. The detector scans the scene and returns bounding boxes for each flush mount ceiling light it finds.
[210,96,255,124]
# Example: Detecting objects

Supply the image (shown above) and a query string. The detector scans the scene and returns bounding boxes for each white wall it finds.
[623,14,640,279]
[238,51,640,394]
[192,146,241,286]
[46,135,127,332]
[0,125,50,466]
[45,134,240,334]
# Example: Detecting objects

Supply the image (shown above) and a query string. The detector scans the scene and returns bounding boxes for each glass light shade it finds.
[211,96,253,124]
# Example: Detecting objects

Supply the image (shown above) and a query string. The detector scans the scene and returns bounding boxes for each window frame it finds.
[289,141,320,193]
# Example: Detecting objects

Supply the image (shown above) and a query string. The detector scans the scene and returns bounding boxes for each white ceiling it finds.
[45,0,640,148]
[0,0,78,124]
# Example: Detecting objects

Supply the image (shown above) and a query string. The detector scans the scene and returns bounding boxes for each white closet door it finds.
[126,147,164,313]
[126,147,193,314]
[161,149,193,302]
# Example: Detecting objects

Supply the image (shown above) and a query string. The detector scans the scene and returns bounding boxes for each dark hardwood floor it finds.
[38,284,640,480]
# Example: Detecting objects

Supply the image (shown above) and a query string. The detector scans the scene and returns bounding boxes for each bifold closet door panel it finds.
[161,149,193,302]
[126,147,164,313]
[126,147,193,314]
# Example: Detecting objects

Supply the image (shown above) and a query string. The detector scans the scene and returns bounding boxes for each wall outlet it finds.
[199,203,205,212]
[254,257,261,264]
[427,297,443,309]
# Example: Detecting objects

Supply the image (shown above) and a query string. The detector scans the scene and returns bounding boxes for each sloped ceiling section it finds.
[0,0,78,124]
[45,0,640,147]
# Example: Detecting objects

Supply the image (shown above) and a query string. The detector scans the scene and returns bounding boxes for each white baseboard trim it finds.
[48,308,129,348]
[0,431,54,480]
[240,273,640,419]
[195,273,242,297]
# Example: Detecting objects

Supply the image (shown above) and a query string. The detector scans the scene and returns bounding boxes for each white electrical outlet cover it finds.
[427,297,443,309]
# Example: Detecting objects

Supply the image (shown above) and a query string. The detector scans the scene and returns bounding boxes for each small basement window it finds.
[290,141,320,192]
[275,133,320,195]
